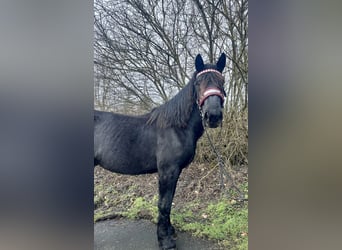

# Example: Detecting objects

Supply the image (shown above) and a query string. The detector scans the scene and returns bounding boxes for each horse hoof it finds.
[159,237,176,250]
[160,247,177,250]
[172,233,177,240]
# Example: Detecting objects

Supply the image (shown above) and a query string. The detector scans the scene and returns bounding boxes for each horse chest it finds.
[156,128,196,167]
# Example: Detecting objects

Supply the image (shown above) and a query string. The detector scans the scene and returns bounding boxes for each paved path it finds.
[94,219,222,250]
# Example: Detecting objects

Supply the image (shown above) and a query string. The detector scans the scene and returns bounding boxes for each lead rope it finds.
[203,121,246,202]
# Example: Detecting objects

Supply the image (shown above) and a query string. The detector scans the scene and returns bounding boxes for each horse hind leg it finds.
[157,166,181,250]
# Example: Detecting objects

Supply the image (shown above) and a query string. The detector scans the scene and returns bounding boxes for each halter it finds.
[196,69,225,108]
[196,68,222,78]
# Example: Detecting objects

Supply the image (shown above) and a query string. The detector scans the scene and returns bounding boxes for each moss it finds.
[171,199,248,250]
[122,196,159,223]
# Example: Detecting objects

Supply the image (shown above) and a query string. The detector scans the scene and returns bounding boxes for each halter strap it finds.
[196,69,222,78]
[196,68,225,107]
[198,87,225,107]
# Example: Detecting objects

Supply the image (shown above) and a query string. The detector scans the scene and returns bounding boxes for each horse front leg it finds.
[157,166,181,250]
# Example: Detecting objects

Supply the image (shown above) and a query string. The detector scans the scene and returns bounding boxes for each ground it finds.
[95,219,222,250]
[94,161,248,249]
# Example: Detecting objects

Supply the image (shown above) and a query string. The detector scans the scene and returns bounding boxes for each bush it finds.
[195,108,248,166]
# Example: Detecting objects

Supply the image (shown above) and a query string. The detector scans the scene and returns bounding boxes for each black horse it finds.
[94,53,226,249]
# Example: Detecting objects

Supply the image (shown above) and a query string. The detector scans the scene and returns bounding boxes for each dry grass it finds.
[196,109,248,165]
[194,108,248,195]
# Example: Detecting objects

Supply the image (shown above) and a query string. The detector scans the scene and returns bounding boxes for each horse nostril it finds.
[210,115,217,123]
[208,113,222,123]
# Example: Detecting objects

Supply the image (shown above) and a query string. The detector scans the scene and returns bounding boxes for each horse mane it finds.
[146,73,197,128]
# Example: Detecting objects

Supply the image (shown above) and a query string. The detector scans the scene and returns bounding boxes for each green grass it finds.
[95,194,248,250]
[171,200,248,250]
[122,196,159,223]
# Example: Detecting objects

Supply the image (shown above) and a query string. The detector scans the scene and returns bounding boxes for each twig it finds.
[204,127,246,201]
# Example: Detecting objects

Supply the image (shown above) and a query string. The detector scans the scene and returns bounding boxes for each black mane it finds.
[146,73,197,128]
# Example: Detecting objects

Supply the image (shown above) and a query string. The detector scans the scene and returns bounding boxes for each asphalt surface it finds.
[94,219,222,250]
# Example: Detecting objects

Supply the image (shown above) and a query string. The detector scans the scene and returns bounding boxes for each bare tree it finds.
[94,0,248,114]
[219,0,248,111]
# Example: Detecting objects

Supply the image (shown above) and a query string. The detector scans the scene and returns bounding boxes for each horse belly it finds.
[96,135,157,175]
[134,143,158,173]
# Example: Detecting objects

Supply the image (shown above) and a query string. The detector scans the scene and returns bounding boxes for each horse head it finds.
[194,53,226,128]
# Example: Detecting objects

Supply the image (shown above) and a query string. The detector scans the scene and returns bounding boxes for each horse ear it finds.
[195,54,204,72]
[216,53,226,72]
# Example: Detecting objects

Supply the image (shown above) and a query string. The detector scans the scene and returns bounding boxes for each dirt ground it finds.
[94,161,248,219]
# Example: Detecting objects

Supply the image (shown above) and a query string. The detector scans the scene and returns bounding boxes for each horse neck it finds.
[187,102,205,141]
[176,78,204,140]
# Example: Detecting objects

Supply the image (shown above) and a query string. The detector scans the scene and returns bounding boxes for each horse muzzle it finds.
[201,95,223,128]
[203,109,223,128]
